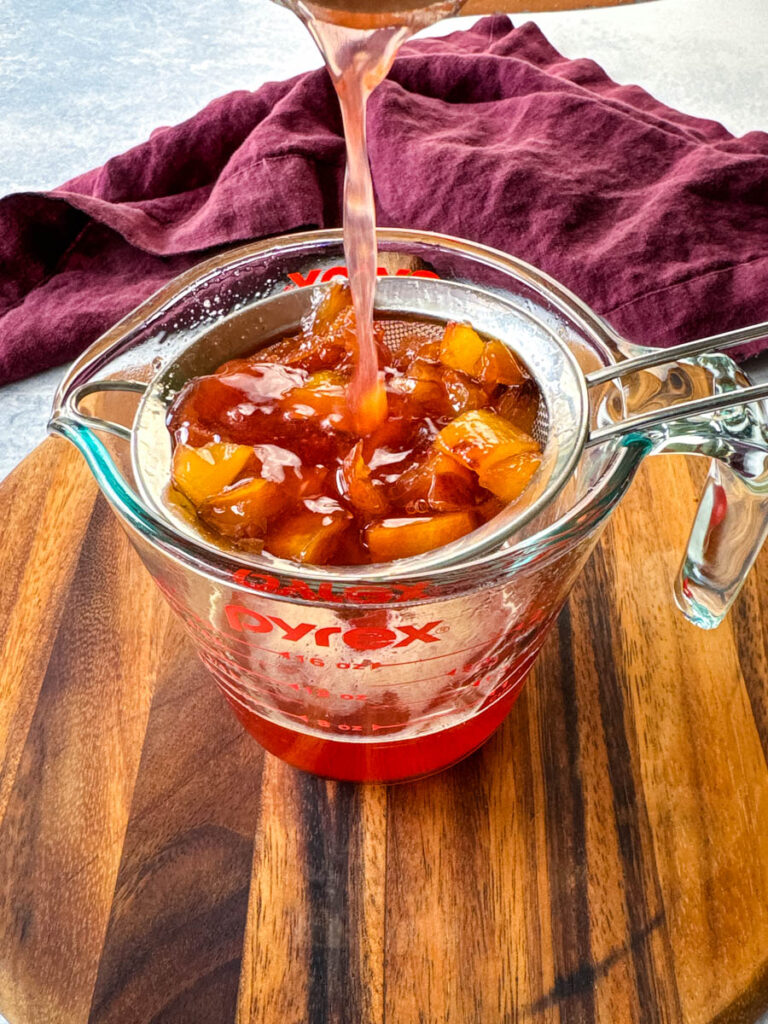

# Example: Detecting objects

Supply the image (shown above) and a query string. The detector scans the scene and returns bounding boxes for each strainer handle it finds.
[586,319,768,387]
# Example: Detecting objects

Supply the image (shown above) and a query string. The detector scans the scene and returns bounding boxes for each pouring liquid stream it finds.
[292,0,463,434]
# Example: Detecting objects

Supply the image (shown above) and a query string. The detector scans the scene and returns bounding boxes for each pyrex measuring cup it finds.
[49,230,768,782]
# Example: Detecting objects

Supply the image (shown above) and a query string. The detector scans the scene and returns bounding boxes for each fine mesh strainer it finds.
[114,273,768,577]
[129,275,586,575]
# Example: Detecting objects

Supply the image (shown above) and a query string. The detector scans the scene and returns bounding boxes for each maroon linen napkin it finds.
[2,15,768,385]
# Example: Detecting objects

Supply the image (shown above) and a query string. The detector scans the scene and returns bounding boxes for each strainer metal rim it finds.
[131,275,591,580]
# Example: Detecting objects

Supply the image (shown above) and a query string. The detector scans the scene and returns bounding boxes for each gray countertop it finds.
[2,0,768,482]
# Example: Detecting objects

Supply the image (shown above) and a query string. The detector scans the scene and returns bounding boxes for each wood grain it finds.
[0,439,767,1023]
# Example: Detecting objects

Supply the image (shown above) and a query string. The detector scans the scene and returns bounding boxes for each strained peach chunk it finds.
[199,477,285,538]
[435,409,539,475]
[172,442,254,507]
[440,322,485,375]
[283,371,350,427]
[442,368,492,416]
[440,324,527,389]
[312,280,352,330]
[341,441,389,515]
[496,382,540,436]
[474,340,527,387]
[392,450,475,513]
[478,450,542,503]
[366,512,477,562]
[266,502,352,563]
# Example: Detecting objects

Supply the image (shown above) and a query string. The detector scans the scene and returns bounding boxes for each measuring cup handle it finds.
[599,342,768,628]
[676,461,768,628]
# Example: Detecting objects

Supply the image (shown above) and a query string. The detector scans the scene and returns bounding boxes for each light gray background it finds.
[1,0,768,482]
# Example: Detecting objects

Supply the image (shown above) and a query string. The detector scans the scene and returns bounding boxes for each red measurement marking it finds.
[195,617,502,673]
[214,640,486,692]
[212,662,360,720]
[203,648,369,701]
[225,604,443,651]
[277,654,329,667]
[277,652,381,670]
[284,266,439,291]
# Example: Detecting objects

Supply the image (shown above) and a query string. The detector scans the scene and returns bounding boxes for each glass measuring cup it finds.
[49,230,768,782]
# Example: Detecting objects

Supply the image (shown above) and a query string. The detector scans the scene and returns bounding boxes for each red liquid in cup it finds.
[225,675,526,782]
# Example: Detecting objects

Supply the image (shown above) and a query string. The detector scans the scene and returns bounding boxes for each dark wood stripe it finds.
[88,634,265,1024]
[528,913,664,1016]
[585,543,682,1024]
[536,602,596,1024]
[493,686,552,1021]
[302,779,362,1024]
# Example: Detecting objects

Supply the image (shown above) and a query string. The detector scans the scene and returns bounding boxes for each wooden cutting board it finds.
[1,437,767,1024]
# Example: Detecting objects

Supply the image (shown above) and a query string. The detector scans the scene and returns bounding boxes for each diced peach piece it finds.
[442,368,492,415]
[255,334,307,367]
[198,477,286,538]
[476,494,507,522]
[283,371,350,427]
[388,374,444,411]
[265,502,352,563]
[415,339,441,364]
[391,359,449,415]
[478,450,542,503]
[258,328,351,372]
[425,458,477,512]
[395,361,491,418]
[366,512,477,562]
[407,359,442,384]
[165,485,197,520]
[435,409,539,474]
[388,452,429,507]
[392,450,475,513]
[474,339,527,387]
[259,298,356,372]
[440,322,485,376]
[495,381,541,436]
[172,442,254,507]
[311,281,352,333]
[341,441,389,515]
